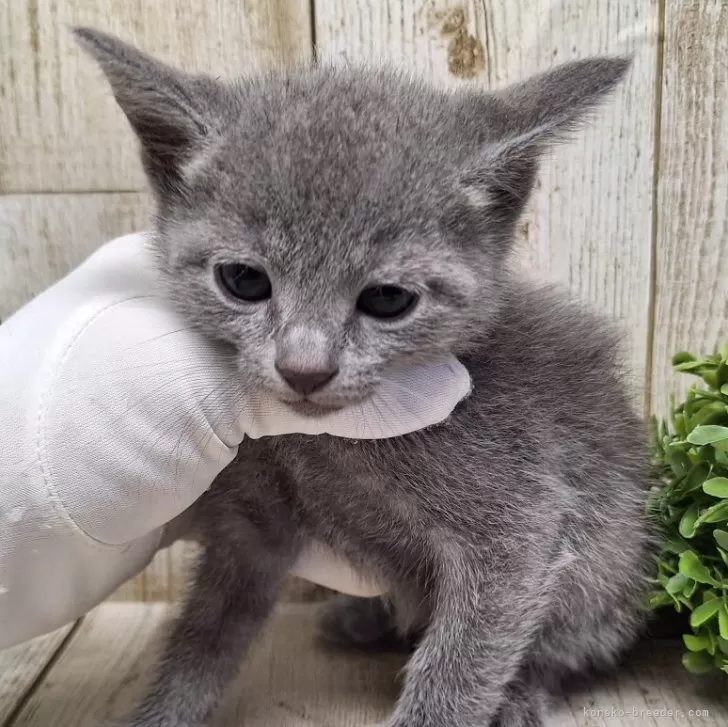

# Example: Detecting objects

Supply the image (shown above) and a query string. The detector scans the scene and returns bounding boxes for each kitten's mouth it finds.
[282,399,345,417]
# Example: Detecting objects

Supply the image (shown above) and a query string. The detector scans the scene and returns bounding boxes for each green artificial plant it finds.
[649,342,728,675]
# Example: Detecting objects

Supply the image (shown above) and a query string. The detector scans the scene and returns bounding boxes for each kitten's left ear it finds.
[74,27,228,196]
[457,57,632,223]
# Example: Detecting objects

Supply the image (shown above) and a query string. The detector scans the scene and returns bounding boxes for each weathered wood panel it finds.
[0,625,75,725]
[0,193,149,320]
[110,542,196,602]
[4,603,727,727]
[650,0,728,414]
[315,0,659,405]
[5,604,170,727]
[0,0,312,193]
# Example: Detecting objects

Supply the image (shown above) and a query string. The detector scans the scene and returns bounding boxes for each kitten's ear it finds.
[458,57,631,221]
[74,27,225,195]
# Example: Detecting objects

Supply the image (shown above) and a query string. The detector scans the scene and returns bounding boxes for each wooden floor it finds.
[1,602,726,727]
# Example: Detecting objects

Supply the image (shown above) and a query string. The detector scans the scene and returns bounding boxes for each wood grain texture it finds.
[6,604,170,727]
[0,625,74,725]
[650,0,728,415]
[110,541,196,602]
[0,193,149,320]
[4,602,727,727]
[4,602,403,727]
[560,639,728,726]
[315,0,659,403]
[0,0,312,193]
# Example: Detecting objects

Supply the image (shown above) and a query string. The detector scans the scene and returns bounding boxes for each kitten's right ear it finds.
[74,27,224,195]
[454,57,631,228]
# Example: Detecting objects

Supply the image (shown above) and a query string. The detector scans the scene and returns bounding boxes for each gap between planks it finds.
[0,620,81,727]
[643,0,668,419]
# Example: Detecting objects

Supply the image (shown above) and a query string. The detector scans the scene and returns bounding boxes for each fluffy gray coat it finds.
[76,27,655,727]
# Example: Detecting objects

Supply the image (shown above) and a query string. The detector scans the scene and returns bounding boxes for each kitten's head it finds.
[76,28,629,413]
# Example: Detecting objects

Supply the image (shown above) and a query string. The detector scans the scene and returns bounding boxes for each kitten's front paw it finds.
[490,690,546,727]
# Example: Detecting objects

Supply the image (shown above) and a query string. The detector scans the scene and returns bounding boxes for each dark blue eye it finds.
[216,263,271,302]
[357,286,418,319]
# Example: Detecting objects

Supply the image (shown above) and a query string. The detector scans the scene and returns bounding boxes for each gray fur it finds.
[76,27,654,727]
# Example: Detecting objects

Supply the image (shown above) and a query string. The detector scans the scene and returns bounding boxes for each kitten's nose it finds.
[275,365,339,396]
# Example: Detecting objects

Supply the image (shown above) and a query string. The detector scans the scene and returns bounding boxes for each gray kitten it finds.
[76,27,655,727]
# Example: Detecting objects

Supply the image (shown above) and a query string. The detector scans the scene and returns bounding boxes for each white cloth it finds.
[0,233,471,649]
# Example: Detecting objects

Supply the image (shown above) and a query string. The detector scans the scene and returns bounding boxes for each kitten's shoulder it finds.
[469,279,627,390]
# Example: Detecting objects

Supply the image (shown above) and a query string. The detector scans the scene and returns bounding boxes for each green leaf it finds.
[648,591,674,609]
[679,502,700,538]
[717,637,728,656]
[696,501,728,525]
[691,598,721,628]
[683,633,711,652]
[683,579,699,599]
[702,370,720,389]
[697,445,716,464]
[666,573,689,594]
[697,629,719,656]
[682,650,715,673]
[689,394,710,412]
[673,351,697,366]
[714,530,728,550]
[675,463,712,497]
[687,425,728,446]
[667,447,691,476]
[719,547,728,568]
[721,341,728,361]
[664,534,692,554]
[703,477,728,498]
[678,551,718,585]
[721,384,728,396]
[719,604,728,641]
[718,361,728,386]
[675,360,705,372]
[689,402,728,429]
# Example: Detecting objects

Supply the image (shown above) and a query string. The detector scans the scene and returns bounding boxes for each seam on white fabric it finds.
[35,296,153,551]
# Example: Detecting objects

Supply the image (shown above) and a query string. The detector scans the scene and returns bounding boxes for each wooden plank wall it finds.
[650,0,728,412]
[0,0,725,601]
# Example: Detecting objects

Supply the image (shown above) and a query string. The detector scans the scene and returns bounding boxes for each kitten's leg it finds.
[382,543,556,727]
[490,666,550,727]
[105,490,299,727]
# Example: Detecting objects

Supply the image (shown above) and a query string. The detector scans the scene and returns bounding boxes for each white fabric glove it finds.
[0,233,471,649]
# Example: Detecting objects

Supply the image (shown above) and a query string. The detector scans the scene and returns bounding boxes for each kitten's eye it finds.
[216,263,272,302]
[357,285,418,319]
